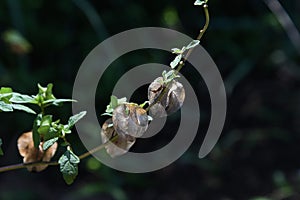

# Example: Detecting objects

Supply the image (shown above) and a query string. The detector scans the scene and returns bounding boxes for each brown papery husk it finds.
[101,118,136,158]
[17,131,57,172]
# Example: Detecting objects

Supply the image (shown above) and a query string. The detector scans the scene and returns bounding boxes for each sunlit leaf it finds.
[110,95,118,109]
[11,104,36,114]
[194,0,208,6]
[43,137,59,151]
[43,99,76,106]
[186,40,200,49]
[170,54,182,69]
[10,93,35,103]
[0,101,13,112]
[67,111,87,129]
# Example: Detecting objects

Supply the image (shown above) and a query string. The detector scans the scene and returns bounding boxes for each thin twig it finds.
[0,3,210,174]
[145,4,210,112]
[0,136,118,173]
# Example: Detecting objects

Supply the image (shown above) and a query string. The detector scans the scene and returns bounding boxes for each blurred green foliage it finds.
[0,0,300,199]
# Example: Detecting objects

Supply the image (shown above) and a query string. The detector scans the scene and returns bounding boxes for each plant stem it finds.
[145,4,210,112]
[0,136,118,173]
[0,4,210,174]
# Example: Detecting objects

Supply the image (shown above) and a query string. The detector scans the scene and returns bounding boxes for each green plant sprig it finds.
[145,1,210,112]
[0,0,210,185]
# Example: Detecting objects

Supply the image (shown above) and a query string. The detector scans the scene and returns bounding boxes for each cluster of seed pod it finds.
[101,74,185,158]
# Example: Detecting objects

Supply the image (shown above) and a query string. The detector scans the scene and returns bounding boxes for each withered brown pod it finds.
[101,118,135,158]
[112,104,148,138]
[148,77,185,118]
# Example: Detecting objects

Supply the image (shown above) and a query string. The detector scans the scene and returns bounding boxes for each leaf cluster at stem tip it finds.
[194,0,208,6]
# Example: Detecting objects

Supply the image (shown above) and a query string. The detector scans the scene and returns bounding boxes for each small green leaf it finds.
[194,0,207,6]
[0,138,3,156]
[110,95,118,109]
[170,54,182,69]
[10,93,34,103]
[59,149,80,185]
[0,87,13,94]
[0,101,13,112]
[11,104,36,114]
[171,48,182,54]
[68,111,87,129]
[101,113,113,117]
[186,40,200,49]
[43,137,59,151]
[38,83,47,94]
[171,46,187,55]
[44,99,76,106]
[38,115,52,135]
[43,127,60,141]
[32,114,42,148]
[117,97,127,105]
[0,87,13,102]
[46,83,55,100]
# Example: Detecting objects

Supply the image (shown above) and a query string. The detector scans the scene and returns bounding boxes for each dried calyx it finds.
[113,103,148,138]
[148,77,185,118]
[17,131,57,172]
[101,96,150,157]
[101,118,135,158]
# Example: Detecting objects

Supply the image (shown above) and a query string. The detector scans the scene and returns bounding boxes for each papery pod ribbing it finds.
[101,118,136,158]
[148,77,185,118]
[112,104,148,138]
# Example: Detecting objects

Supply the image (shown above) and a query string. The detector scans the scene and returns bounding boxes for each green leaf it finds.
[59,149,80,185]
[38,115,53,135]
[186,40,200,49]
[117,97,127,105]
[0,87,13,94]
[171,46,187,55]
[38,83,47,94]
[0,87,13,102]
[46,83,55,100]
[11,104,36,114]
[44,99,76,106]
[0,138,3,156]
[43,127,60,141]
[10,93,35,103]
[194,0,207,6]
[0,101,13,112]
[101,112,113,117]
[170,54,182,69]
[171,48,182,54]
[32,114,42,148]
[43,137,59,151]
[67,111,87,129]
[110,95,118,109]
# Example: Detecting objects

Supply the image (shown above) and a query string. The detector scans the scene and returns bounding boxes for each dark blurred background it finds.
[0,0,300,199]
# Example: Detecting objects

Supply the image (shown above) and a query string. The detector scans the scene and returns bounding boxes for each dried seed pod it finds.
[101,118,135,158]
[17,131,58,172]
[148,77,185,118]
[112,104,148,138]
